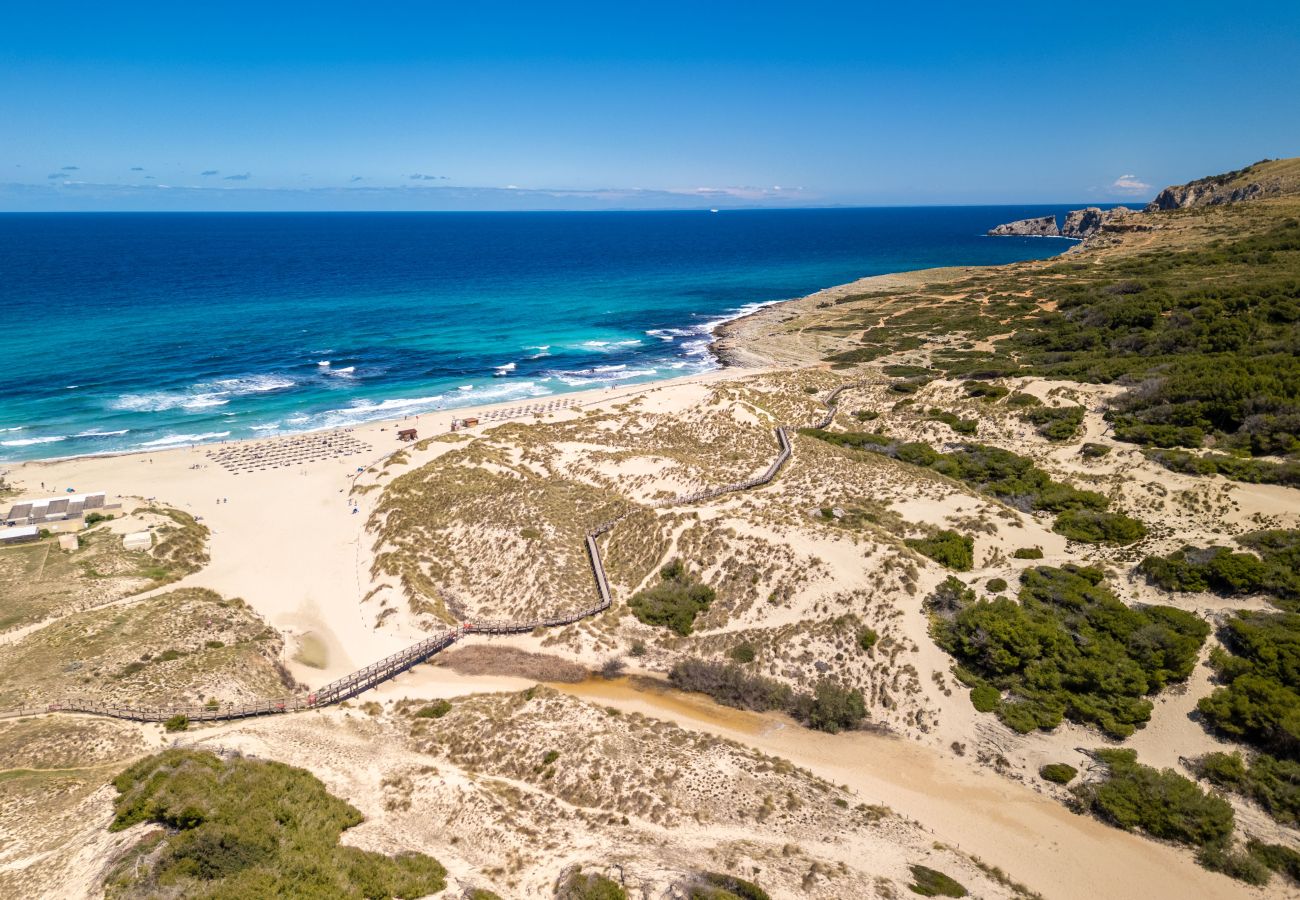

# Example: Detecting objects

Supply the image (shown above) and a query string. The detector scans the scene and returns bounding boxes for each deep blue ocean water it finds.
[0,208,1077,461]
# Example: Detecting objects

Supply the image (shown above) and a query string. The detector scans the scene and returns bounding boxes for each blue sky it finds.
[3,1,1298,210]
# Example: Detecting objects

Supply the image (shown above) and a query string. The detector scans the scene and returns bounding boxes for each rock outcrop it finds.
[1061,206,1132,239]
[987,215,1058,237]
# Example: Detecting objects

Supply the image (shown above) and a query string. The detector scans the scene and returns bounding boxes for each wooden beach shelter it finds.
[397,428,417,442]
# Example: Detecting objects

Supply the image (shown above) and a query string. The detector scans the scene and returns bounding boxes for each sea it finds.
[0,207,1079,462]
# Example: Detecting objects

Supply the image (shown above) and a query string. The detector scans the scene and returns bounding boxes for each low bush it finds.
[907,864,967,897]
[1040,763,1078,784]
[1007,391,1041,408]
[1013,547,1044,560]
[1080,442,1111,458]
[629,559,716,635]
[729,642,756,664]
[853,409,880,422]
[558,869,627,900]
[1021,405,1085,441]
[162,714,188,732]
[1149,449,1300,488]
[669,659,865,733]
[906,530,974,571]
[1053,508,1147,544]
[687,870,771,900]
[928,408,979,435]
[1195,751,1300,826]
[963,381,1009,402]
[791,679,867,734]
[1247,841,1300,885]
[985,577,1008,593]
[1196,843,1272,885]
[413,700,452,719]
[1072,748,1234,847]
[857,627,878,651]
[1140,545,1267,595]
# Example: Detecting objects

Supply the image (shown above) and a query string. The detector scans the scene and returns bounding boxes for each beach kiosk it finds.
[397,428,417,442]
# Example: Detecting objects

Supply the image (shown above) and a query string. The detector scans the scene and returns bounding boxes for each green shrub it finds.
[729,642,756,663]
[857,627,878,651]
[907,864,967,897]
[542,749,560,765]
[969,683,1000,712]
[1053,508,1147,544]
[906,530,974,571]
[689,871,771,900]
[963,381,1009,402]
[84,512,115,526]
[853,409,880,422]
[985,577,1008,593]
[1196,843,1272,885]
[1021,405,1085,441]
[927,409,979,435]
[1247,841,1300,884]
[1013,547,1044,559]
[163,714,188,732]
[1073,748,1234,847]
[1195,751,1300,826]
[1007,392,1041,408]
[105,750,446,897]
[629,559,716,635]
[1140,545,1267,595]
[558,870,627,900]
[1080,442,1111,458]
[413,700,452,719]
[1040,763,1078,784]
[468,890,504,900]
[1198,610,1300,760]
[791,679,867,734]
[669,658,793,712]
[931,565,1208,737]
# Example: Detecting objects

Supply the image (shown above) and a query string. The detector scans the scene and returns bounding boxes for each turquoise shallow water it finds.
[0,208,1076,461]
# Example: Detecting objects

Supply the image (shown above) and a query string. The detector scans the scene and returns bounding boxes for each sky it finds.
[2,1,1298,211]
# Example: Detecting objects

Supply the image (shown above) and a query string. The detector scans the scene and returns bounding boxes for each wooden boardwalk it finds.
[10,384,865,725]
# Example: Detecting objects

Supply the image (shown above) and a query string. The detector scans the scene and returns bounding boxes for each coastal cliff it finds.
[1145,157,1300,210]
[987,214,1059,237]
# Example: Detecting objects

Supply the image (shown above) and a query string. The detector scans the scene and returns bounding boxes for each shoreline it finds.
[2,299,790,470]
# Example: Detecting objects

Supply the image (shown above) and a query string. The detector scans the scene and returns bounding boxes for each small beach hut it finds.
[397,428,417,442]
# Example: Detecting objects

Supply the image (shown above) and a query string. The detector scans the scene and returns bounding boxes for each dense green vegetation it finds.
[1197,610,1300,759]
[931,565,1208,737]
[1148,449,1300,487]
[1020,405,1085,441]
[800,433,1146,544]
[1138,531,1300,610]
[1195,751,1300,826]
[668,658,866,733]
[907,865,967,897]
[905,530,974,571]
[1013,547,1044,560]
[1009,220,1300,462]
[1080,442,1111,458]
[628,559,716,635]
[1072,749,1234,847]
[104,750,446,899]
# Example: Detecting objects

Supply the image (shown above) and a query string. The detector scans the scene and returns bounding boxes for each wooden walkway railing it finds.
[8,384,865,725]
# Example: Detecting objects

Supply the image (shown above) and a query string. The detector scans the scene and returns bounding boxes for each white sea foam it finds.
[317,360,331,367]
[552,365,658,386]
[0,426,23,433]
[74,429,130,438]
[139,431,231,448]
[111,373,297,413]
[580,339,642,352]
[493,362,517,376]
[526,345,551,359]
[1,435,67,447]
[326,366,356,377]
[249,423,282,432]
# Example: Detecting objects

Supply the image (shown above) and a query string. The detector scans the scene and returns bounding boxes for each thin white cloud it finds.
[1111,174,1152,195]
